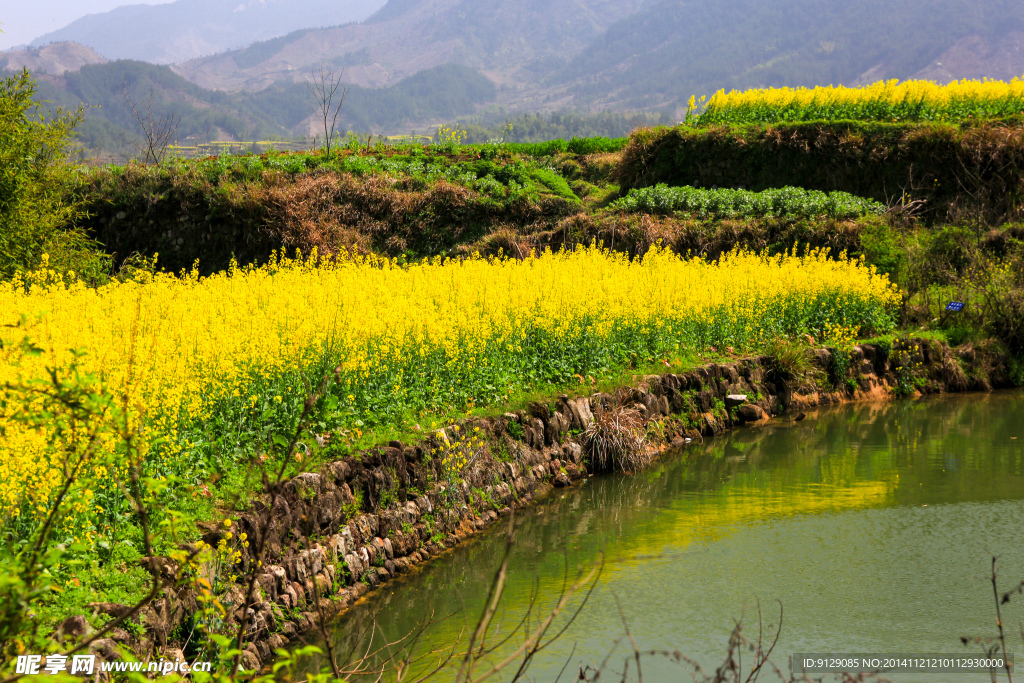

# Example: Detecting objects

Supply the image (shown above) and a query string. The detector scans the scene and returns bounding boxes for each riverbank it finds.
[60,335,1018,672]
[319,389,1024,683]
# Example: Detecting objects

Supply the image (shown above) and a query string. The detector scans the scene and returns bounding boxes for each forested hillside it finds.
[173,0,647,91]
[0,43,108,76]
[15,60,495,156]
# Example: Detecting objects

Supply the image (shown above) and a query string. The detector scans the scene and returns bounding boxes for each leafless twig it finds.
[991,557,1015,683]
[122,82,179,164]
[307,64,348,161]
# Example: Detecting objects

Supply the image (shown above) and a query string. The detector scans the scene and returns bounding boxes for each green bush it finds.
[925,225,977,276]
[903,230,1024,354]
[0,70,107,281]
[1009,354,1024,387]
[858,220,905,280]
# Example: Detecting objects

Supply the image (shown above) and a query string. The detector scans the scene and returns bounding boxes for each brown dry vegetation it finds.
[81,165,575,272]
[463,211,871,261]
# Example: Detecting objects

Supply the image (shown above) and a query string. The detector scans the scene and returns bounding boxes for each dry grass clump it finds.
[583,404,651,474]
[82,164,569,272]
[764,336,822,386]
[578,152,622,183]
[469,225,536,259]
[259,173,486,256]
[941,348,969,391]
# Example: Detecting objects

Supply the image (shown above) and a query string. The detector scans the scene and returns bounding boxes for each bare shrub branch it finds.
[122,82,179,164]
[307,65,348,161]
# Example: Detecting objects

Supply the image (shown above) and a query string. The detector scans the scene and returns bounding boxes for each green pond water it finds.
[311,391,1024,682]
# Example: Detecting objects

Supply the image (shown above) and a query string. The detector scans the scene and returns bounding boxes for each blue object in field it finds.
[945,301,965,312]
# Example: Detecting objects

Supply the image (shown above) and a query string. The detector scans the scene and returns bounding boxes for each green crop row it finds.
[610,184,886,220]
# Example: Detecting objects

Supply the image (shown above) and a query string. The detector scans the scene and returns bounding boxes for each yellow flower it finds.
[0,244,897,524]
[700,77,1024,124]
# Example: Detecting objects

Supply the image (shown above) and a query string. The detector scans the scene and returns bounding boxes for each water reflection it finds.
[308,391,1024,682]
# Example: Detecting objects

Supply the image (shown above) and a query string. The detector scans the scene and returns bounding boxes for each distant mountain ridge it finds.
[1,42,108,76]
[555,0,1024,111]
[909,31,1024,85]
[170,0,1024,117]
[29,0,385,64]
[173,0,647,92]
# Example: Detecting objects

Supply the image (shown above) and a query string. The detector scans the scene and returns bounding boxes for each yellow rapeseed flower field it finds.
[696,77,1024,125]
[0,246,899,531]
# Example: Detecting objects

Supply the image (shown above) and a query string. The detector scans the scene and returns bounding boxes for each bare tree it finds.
[122,82,179,164]
[307,64,348,160]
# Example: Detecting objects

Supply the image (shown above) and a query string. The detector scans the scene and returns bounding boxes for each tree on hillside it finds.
[122,82,180,164]
[0,69,107,281]
[307,64,348,160]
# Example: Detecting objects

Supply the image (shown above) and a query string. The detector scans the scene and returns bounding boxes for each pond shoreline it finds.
[69,336,1018,671]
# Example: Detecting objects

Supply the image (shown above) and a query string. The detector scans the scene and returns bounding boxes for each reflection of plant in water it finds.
[819,446,860,487]
[312,518,602,682]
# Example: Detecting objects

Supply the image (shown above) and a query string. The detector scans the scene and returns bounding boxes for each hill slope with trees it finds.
[13,60,496,157]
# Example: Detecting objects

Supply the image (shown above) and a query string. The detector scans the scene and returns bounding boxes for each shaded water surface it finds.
[315,392,1024,682]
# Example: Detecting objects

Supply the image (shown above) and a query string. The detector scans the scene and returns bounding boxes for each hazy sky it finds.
[0,0,175,51]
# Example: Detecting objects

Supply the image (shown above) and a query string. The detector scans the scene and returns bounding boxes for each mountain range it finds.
[29,0,384,65]
[6,0,1024,156]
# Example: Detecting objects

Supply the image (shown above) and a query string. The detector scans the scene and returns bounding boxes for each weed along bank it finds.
[3,68,1024,681]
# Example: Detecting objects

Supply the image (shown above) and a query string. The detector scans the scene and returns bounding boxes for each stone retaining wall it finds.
[74,337,1017,670]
